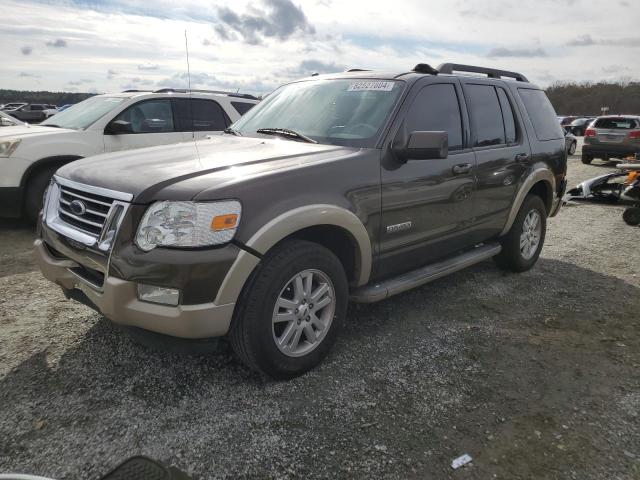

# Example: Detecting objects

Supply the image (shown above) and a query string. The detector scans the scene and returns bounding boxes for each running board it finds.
[350,242,502,303]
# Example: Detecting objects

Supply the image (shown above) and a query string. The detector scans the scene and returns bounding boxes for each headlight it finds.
[0,138,21,157]
[135,200,241,251]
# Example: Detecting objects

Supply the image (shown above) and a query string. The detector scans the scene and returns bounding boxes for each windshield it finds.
[41,96,125,130]
[232,79,404,147]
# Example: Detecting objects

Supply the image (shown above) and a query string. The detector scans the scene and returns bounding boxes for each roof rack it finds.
[437,63,528,82]
[153,88,259,100]
[412,63,439,75]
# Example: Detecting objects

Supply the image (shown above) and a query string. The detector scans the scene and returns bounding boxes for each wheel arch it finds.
[214,205,372,306]
[20,155,83,190]
[500,168,555,236]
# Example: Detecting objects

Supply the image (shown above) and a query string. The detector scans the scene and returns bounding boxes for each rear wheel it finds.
[568,141,576,155]
[494,194,547,272]
[581,154,592,164]
[623,207,640,226]
[229,239,348,379]
[24,165,59,224]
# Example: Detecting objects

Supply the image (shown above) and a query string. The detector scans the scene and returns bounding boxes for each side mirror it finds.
[0,117,13,126]
[394,130,448,161]
[106,120,134,135]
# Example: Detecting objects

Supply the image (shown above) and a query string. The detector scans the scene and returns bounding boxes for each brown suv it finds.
[35,63,567,378]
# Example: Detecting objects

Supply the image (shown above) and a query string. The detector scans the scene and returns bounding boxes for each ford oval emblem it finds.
[69,199,87,216]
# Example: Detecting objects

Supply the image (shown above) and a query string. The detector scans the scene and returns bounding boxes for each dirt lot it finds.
[0,146,638,479]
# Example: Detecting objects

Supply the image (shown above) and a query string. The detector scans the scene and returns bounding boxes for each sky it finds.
[1,0,639,95]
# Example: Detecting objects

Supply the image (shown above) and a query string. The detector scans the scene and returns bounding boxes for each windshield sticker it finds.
[347,81,395,92]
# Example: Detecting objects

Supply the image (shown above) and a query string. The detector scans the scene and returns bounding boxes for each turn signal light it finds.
[585,128,596,137]
[211,213,238,231]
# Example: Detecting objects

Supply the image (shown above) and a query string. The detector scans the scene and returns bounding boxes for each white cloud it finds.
[0,0,638,95]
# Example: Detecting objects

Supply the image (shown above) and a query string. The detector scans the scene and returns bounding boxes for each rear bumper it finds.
[583,143,639,158]
[0,187,23,217]
[34,238,237,339]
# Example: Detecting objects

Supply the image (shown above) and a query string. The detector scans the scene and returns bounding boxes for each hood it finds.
[57,135,355,202]
[0,124,75,139]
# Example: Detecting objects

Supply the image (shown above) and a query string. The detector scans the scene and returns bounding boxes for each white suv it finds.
[0,89,259,221]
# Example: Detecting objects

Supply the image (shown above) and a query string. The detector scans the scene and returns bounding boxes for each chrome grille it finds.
[44,176,133,252]
[58,185,114,236]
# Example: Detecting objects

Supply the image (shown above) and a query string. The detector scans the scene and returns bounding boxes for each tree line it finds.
[545,81,640,116]
[0,89,95,106]
[2,81,640,116]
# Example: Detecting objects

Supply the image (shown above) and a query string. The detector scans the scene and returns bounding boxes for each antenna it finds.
[184,30,192,92]
[184,29,196,143]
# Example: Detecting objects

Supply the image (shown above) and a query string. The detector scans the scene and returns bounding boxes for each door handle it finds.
[515,153,529,163]
[452,163,472,175]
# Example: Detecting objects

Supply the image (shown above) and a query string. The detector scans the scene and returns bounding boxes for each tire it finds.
[229,239,348,379]
[568,141,576,156]
[623,207,640,226]
[581,154,592,164]
[494,194,547,272]
[24,165,59,224]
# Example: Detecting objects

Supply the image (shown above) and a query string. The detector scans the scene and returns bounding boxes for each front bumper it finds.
[34,238,238,339]
[0,186,23,217]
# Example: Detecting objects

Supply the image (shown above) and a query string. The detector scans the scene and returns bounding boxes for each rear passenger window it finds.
[404,83,463,151]
[173,99,230,132]
[496,88,517,144]
[465,84,505,147]
[518,88,564,141]
[231,101,255,116]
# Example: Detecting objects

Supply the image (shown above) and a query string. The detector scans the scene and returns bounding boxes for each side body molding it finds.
[215,204,373,305]
[500,167,556,236]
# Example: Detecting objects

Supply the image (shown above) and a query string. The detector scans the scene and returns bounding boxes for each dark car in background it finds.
[582,115,640,164]
[568,117,594,136]
[6,103,51,123]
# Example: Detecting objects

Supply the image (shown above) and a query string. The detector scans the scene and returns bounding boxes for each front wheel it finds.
[24,165,59,224]
[568,141,577,155]
[494,194,547,272]
[229,239,348,379]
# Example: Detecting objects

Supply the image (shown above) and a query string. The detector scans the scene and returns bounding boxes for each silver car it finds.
[582,115,640,164]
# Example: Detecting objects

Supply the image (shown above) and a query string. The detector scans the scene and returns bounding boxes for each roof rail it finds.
[121,89,152,93]
[346,68,371,72]
[153,88,259,100]
[437,63,529,82]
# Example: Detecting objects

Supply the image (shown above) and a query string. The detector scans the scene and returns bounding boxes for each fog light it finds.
[137,284,180,306]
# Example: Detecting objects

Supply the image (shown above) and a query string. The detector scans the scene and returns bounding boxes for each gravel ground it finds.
[0,142,639,479]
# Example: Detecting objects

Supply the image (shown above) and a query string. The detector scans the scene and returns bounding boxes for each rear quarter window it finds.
[231,101,255,116]
[518,89,564,141]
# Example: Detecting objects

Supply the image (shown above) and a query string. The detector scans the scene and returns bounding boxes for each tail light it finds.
[585,128,596,137]
[628,131,640,139]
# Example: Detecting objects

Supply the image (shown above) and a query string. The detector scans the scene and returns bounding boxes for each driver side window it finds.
[404,83,463,151]
[112,99,174,134]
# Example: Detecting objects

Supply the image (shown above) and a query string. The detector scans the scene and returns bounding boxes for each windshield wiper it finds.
[256,127,317,144]
[223,127,242,136]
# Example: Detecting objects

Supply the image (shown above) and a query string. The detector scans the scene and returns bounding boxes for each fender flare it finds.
[20,155,84,189]
[500,168,555,236]
[215,205,372,305]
